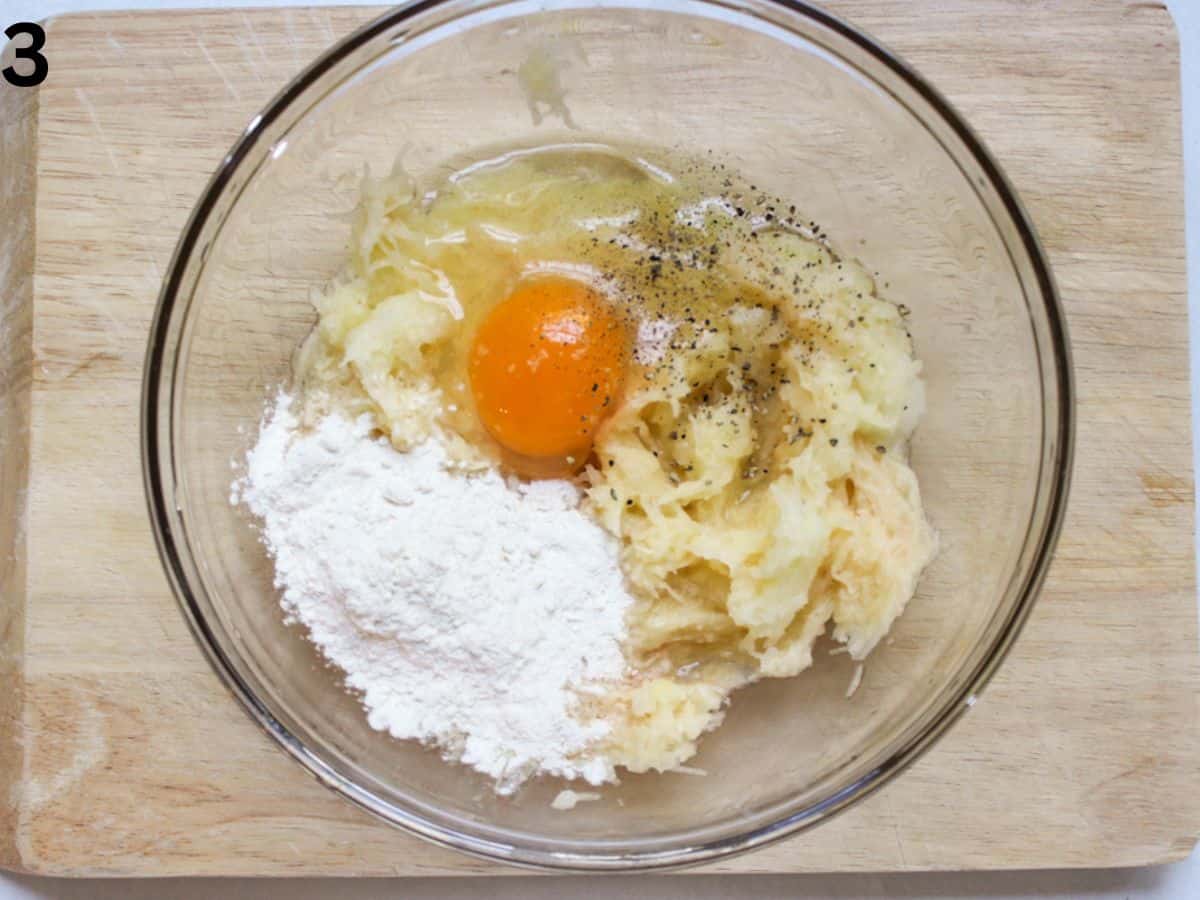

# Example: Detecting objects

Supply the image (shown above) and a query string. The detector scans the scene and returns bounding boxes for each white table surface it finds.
[3,0,1199,896]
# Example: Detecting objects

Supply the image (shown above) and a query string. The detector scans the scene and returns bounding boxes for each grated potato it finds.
[294,145,936,779]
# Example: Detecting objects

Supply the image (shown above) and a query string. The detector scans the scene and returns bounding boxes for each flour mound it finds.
[234,394,632,793]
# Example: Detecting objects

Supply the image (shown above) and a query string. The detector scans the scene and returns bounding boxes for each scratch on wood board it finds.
[73,87,121,175]
[196,37,241,102]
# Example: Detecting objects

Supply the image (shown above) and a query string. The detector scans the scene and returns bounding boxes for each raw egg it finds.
[469,278,627,472]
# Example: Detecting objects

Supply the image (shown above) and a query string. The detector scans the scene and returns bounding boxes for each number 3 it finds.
[4,22,48,88]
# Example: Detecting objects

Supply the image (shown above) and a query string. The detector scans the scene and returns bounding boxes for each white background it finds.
[2,0,1199,896]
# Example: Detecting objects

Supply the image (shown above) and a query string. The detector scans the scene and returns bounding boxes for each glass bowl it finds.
[142,0,1074,872]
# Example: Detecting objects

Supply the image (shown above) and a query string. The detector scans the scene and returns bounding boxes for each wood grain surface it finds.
[0,26,36,874]
[0,0,1196,876]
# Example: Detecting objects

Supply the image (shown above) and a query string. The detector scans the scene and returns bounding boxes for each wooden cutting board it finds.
[0,0,1196,876]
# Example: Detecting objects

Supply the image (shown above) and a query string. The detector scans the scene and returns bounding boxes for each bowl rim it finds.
[141,0,1076,873]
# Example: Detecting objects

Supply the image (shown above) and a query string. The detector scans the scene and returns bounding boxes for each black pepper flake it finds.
[829,438,839,447]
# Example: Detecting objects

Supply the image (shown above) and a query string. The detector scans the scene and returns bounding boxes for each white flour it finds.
[233,394,632,794]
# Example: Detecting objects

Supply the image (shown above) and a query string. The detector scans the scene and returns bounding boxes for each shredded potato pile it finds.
[294,146,936,776]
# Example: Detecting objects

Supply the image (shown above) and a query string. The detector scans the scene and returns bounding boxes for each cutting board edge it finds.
[0,66,37,872]
[5,833,1198,878]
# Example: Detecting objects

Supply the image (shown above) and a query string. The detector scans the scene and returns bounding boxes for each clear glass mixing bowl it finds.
[142,0,1074,871]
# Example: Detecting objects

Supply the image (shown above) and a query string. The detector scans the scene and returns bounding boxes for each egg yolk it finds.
[469,278,627,470]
